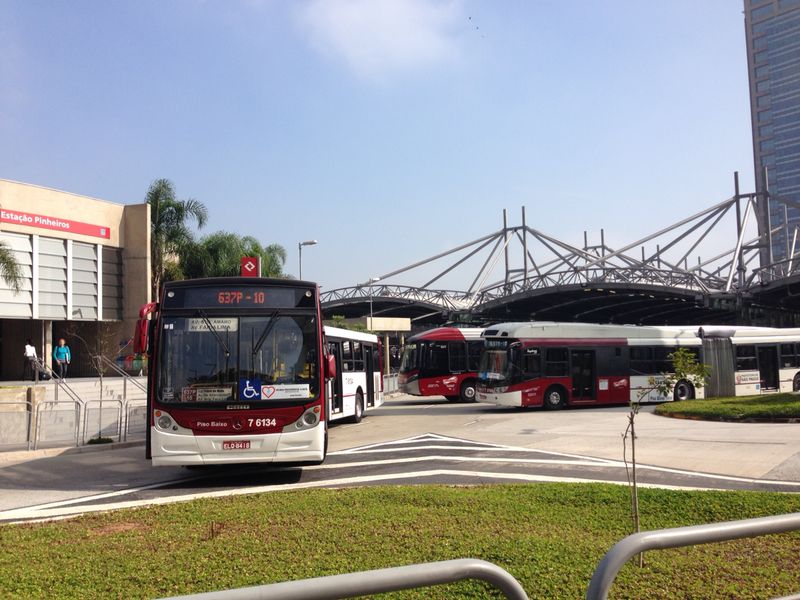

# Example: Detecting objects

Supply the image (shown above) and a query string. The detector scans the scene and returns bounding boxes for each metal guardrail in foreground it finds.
[160,558,528,600]
[586,512,800,600]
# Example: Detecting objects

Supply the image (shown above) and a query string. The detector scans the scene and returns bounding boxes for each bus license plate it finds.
[223,440,250,450]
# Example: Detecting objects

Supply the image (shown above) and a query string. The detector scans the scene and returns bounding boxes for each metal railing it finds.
[586,512,800,600]
[383,373,399,394]
[81,399,124,444]
[160,558,528,600]
[0,400,33,451]
[33,399,82,449]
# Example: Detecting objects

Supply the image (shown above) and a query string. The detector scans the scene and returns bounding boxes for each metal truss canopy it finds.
[322,175,800,325]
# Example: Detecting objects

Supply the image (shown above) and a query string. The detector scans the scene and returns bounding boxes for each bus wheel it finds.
[793,373,800,392]
[673,380,695,401]
[543,387,566,410]
[351,390,364,423]
[460,380,477,403]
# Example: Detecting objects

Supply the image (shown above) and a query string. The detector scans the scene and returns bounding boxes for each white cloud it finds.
[296,0,463,81]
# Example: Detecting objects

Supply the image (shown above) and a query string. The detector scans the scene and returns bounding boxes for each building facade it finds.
[744,0,800,264]
[0,179,150,380]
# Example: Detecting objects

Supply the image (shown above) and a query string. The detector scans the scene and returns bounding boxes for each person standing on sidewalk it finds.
[23,338,37,380]
[53,338,71,380]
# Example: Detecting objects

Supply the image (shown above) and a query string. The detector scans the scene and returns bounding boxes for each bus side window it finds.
[449,342,466,372]
[467,341,483,371]
[428,342,448,372]
[352,341,364,371]
[653,347,674,373]
[736,345,757,370]
[523,348,541,376]
[630,347,652,375]
[544,348,568,377]
[342,341,353,371]
[781,344,797,368]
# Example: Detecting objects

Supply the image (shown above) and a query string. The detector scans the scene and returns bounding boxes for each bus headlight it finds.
[157,414,173,430]
[285,406,321,432]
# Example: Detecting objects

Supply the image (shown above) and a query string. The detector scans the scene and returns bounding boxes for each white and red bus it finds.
[324,325,383,423]
[137,277,337,466]
[398,327,484,402]
[476,321,800,409]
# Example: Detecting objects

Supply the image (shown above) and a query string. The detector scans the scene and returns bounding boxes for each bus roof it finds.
[482,321,800,345]
[323,325,379,343]
[408,327,485,343]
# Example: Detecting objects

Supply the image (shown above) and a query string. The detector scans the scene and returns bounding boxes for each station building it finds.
[0,179,150,380]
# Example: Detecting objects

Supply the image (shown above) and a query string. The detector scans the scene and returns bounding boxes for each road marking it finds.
[0,469,727,524]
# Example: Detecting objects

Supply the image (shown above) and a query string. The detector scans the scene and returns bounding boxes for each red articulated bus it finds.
[398,327,484,402]
[476,321,800,409]
[137,277,338,467]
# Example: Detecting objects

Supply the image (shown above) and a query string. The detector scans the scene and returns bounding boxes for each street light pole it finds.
[368,277,381,328]
[298,240,318,280]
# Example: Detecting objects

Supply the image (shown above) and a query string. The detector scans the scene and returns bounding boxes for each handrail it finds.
[159,558,528,600]
[95,355,147,394]
[586,512,800,600]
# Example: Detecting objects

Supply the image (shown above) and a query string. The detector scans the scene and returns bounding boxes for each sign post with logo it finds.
[241,256,261,277]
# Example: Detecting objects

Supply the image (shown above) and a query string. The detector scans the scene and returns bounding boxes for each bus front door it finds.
[330,343,344,414]
[365,345,375,407]
[757,345,779,391]
[570,350,596,400]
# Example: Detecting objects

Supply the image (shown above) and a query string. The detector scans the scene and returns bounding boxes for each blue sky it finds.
[0,1,755,291]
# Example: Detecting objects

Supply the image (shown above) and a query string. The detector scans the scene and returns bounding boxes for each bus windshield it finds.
[478,349,511,383]
[157,313,319,404]
[400,342,418,371]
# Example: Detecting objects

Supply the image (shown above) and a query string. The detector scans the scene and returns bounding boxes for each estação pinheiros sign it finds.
[0,208,110,239]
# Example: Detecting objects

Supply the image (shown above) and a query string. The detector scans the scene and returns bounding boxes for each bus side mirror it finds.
[134,318,148,354]
[325,355,337,379]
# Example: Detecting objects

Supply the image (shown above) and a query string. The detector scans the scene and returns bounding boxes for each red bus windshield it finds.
[156,313,319,405]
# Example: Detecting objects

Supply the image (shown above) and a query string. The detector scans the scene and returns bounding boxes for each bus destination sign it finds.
[163,286,311,310]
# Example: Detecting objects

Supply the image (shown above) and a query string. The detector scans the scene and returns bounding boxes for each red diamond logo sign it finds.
[241,256,261,277]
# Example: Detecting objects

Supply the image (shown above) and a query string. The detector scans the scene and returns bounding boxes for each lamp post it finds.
[298,240,318,280]
[368,277,381,328]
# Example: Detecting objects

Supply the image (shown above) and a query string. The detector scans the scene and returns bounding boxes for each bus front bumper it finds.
[476,388,522,407]
[150,423,325,466]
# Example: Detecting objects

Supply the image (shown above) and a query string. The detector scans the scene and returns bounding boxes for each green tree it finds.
[146,178,208,299]
[0,240,22,292]
[181,232,287,279]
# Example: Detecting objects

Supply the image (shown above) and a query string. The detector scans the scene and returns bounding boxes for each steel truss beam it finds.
[321,174,800,319]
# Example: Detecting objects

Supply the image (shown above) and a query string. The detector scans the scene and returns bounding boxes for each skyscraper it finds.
[744,0,800,265]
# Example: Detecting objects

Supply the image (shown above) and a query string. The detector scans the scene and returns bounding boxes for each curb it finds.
[0,439,145,465]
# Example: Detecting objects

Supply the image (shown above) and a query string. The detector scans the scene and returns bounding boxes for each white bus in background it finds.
[475,321,800,409]
[324,326,383,423]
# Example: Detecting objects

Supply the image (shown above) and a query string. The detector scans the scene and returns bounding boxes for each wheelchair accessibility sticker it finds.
[239,378,262,400]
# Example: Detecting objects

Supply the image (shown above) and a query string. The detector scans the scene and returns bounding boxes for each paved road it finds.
[1,395,799,522]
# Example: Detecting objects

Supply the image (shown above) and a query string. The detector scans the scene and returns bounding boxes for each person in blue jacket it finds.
[53,338,71,379]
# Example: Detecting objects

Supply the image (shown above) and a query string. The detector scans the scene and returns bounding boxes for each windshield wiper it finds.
[252,311,280,358]
[197,309,231,358]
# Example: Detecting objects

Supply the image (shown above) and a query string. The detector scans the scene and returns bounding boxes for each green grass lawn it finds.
[654,392,800,421]
[1,484,799,599]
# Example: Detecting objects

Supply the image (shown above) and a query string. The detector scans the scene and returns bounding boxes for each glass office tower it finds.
[744,0,800,265]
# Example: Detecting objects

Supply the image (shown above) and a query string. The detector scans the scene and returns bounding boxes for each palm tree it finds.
[0,240,22,292]
[180,232,287,279]
[146,178,208,300]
